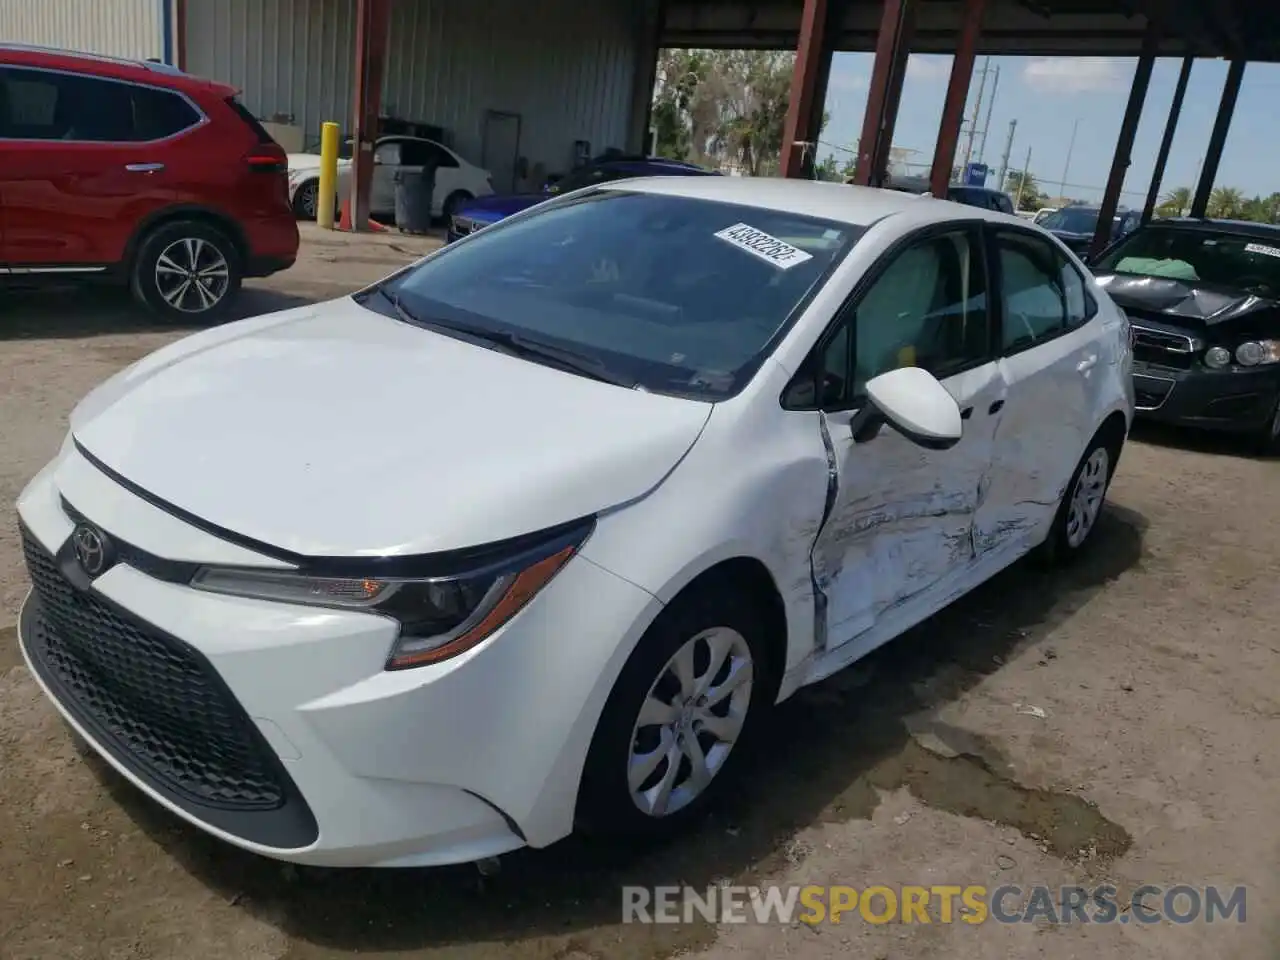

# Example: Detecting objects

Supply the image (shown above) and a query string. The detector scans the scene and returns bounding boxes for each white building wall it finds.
[0,0,167,61]
[183,0,645,175]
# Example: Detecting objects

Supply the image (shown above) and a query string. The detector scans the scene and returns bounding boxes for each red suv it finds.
[0,44,298,321]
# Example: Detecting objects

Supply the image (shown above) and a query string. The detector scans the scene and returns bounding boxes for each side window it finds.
[996,231,1068,350]
[374,140,402,165]
[811,230,992,407]
[129,86,201,140]
[1059,257,1095,329]
[994,194,1014,214]
[427,142,459,168]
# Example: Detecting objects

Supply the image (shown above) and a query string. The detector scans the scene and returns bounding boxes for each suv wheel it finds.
[131,221,242,322]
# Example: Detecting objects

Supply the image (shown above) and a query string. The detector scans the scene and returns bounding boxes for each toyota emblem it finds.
[72,523,112,577]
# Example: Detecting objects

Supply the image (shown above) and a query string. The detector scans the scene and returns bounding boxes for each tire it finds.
[130,220,242,323]
[442,190,472,222]
[1038,428,1121,564]
[1251,396,1280,456]
[292,180,318,220]
[576,581,775,839]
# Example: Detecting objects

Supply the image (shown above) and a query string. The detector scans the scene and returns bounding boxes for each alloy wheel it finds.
[299,181,318,219]
[153,237,231,314]
[627,627,754,818]
[1065,446,1109,548]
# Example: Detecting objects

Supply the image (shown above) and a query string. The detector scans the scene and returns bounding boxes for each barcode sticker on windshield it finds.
[1245,242,1280,259]
[713,223,814,270]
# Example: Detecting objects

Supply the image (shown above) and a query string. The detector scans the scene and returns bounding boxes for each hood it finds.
[70,300,711,558]
[456,193,547,221]
[1095,273,1280,327]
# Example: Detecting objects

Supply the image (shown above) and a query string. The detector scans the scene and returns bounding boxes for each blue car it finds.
[447,155,718,242]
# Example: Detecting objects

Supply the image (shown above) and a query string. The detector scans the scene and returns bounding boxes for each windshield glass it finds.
[1093,226,1280,297]
[377,190,862,398]
[1040,207,1099,233]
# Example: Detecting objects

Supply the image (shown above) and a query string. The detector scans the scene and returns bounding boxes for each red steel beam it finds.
[350,0,392,231]
[780,0,829,178]
[929,0,985,198]
[852,0,916,187]
[1089,22,1159,257]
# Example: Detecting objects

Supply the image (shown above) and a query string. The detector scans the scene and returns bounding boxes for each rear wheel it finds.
[442,190,472,222]
[577,583,773,838]
[292,180,318,220]
[130,221,241,323]
[1038,430,1121,563]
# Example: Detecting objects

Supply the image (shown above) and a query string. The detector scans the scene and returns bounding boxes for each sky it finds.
[819,54,1280,205]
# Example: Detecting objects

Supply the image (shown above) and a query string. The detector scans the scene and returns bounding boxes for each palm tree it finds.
[1207,187,1245,219]
[1156,186,1190,218]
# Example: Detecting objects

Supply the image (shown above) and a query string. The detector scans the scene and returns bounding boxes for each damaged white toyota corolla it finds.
[16,177,1133,868]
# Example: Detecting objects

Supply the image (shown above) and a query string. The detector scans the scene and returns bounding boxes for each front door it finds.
[0,65,177,267]
[806,225,1005,646]
[974,228,1100,556]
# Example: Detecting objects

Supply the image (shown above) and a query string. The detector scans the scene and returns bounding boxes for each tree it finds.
[815,154,840,182]
[1004,170,1044,212]
[1207,187,1245,219]
[1156,186,1190,218]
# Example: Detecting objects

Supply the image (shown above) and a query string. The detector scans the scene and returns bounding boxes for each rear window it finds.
[1093,226,1280,298]
[380,190,863,399]
[224,96,274,144]
[1041,207,1099,234]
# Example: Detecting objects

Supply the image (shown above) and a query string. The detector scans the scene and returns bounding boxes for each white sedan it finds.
[287,135,492,222]
[15,177,1133,868]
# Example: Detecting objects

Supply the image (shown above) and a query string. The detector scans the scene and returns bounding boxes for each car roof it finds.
[1153,217,1280,240]
[0,43,230,95]
[606,176,1020,228]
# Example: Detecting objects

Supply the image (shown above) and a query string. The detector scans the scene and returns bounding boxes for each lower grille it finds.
[1130,323,1197,371]
[21,529,284,811]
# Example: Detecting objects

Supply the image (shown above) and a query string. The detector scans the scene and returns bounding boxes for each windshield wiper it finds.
[372,287,636,388]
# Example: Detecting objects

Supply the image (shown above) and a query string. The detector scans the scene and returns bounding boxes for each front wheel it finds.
[1251,396,1280,456]
[292,180,318,220]
[130,221,242,323]
[577,584,773,838]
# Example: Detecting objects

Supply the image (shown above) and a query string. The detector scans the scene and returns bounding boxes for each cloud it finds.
[907,55,952,82]
[1023,57,1127,93]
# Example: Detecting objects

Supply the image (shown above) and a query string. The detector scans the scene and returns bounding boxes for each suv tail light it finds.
[243,147,287,174]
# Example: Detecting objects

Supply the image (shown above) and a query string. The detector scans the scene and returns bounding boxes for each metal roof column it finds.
[929,0,986,198]
[350,0,392,231]
[851,0,916,187]
[1141,55,1194,224]
[1089,22,1158,257]
[630,0,666,154]
[1190,58,1247,219]
[780,0,831,178]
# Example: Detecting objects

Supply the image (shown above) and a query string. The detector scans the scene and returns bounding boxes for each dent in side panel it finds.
[808,412,841,653]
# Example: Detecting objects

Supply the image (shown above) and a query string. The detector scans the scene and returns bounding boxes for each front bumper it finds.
[15,443,660,867]
[1132,361,1280,433]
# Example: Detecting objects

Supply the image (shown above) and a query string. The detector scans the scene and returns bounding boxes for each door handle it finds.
[988,399,1005,415]
[960,406,974,420]
[1077,354,1098,373]
[125,162,165,173]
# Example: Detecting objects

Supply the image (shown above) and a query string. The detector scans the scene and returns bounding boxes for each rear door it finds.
[0,65,197,269]
[974,227,1102,555]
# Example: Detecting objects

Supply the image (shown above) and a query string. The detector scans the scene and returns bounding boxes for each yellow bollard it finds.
[316,121,340,229]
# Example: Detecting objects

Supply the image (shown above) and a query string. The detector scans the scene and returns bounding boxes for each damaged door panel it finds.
[812,361,1007,651]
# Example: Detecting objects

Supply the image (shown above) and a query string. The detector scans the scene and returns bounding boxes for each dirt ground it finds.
[1,226,1277,960]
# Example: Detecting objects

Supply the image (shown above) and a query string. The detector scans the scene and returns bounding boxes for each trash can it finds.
[394,166,435,234]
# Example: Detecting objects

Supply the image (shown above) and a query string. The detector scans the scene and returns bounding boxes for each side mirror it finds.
[852,367,963,450]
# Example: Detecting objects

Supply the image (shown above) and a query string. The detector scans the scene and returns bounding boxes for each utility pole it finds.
[962,57,993,171]
[976,65,1000,164]
[1015,145,1032,210]
[998,118,1017,191]
[1059,117,1080,200]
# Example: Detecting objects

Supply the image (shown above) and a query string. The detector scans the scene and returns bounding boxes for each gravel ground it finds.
[1,230,1276,959]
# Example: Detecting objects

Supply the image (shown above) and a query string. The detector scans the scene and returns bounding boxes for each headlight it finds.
[190,520,592,669]
[1235,340,1280,367]
[1204,346,1232,369]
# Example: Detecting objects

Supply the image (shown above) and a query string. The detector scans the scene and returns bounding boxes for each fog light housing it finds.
[1205,346,1232,369]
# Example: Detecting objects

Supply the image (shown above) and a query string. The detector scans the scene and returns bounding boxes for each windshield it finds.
[1040,207,1099,234]
[376,190,862,399]
[1093,226,1280,298]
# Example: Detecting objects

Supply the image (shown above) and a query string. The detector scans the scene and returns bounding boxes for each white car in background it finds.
[16,178,1132,869]
[287,134,492,223]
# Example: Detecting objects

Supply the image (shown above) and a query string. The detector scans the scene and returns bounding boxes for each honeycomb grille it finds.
[21,529,285,810]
